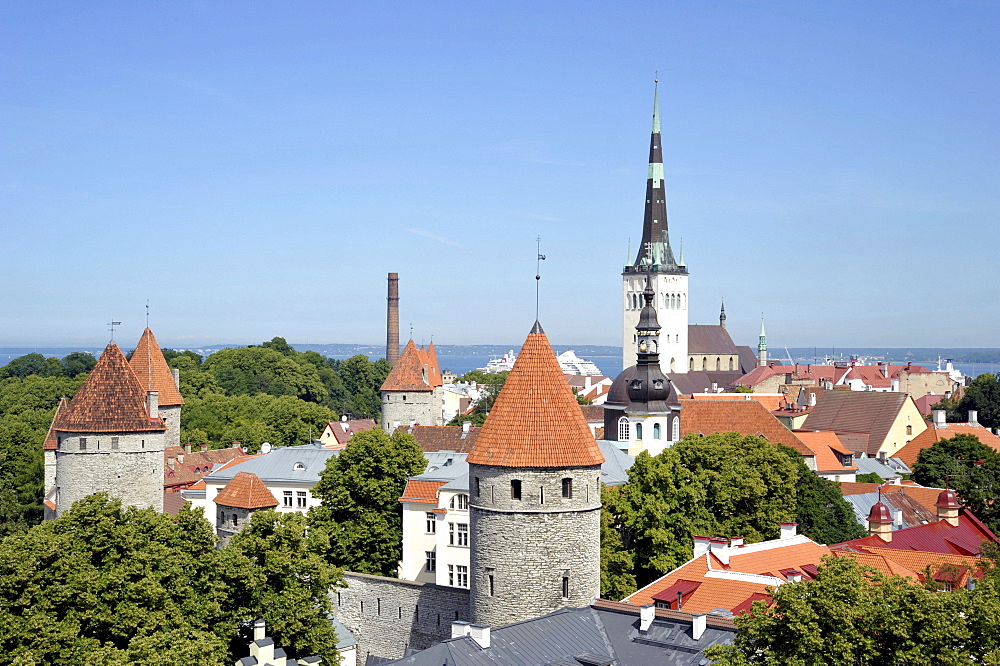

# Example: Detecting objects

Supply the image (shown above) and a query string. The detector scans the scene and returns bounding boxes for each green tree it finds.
[912,433,1000,531]
[203,346,328,403]
[706,555,1000,665]
[163,349,203,371]
[60,351,96,377]
[779,446,866,544]
[856,471,884,484]
[181,393,336,452]
[309,428,426,575]
[0,353,62,379]
[600,487,637,600]
[261,336,296,356]
[949,373,1000,428]
[334,355,389,419]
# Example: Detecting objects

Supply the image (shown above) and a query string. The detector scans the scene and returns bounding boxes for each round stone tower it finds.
[129,327,185,449]
[467,321,604,627]
[51,342,167,516]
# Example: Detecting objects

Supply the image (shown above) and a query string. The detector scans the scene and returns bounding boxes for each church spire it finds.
[720,299,727,329]
[757,315,768,366]
[631,79,681,272]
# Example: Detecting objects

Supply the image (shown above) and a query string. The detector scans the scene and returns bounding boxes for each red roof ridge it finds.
[128,328,185,406]
[215,471,278,509]
[467,322,604,468]
[381,339,443,392]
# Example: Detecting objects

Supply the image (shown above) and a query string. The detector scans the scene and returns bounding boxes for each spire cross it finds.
[107,320,122,342]
[535,236,546,321]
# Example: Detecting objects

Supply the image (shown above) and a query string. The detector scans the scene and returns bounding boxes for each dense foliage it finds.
[309,428,427,575]
[0,495,342,665]
[706,555,1000,665]
[600,432,864,599]
[936,372,1000,429]
[912,433,1000,532]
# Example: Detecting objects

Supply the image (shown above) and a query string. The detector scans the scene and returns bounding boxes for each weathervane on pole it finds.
[146,300,150,328]
[108,320,122,342]
[535,236,546,321]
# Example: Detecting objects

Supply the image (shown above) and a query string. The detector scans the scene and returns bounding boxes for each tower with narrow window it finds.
[757,316,768,367]
[129,327,184,448]
[467,321,604,627]
[622,81,689,373]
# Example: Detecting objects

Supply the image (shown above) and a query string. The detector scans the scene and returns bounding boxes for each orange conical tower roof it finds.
[52,343,166,433]
[129,328,184,406]
[381,339,442,391]
[468,322,604,468]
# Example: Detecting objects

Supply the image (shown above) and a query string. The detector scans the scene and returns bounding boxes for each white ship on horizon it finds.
[479,349,604,376]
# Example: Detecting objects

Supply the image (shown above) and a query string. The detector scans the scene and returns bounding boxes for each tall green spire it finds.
[758,316,767,352]
[651,78,660,135]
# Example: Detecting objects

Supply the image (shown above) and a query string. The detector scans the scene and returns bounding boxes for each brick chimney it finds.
[387,272,400,366]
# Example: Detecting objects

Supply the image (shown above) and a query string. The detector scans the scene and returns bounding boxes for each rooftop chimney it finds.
[692,535,711,558]
[253,619,266,642]
[935,488,960,527]
[451,621,471,639]
[933,410,946,428]
[387,273,400,367]
[639,604,655,632]
[463,421,472,435]
[969,410,979,426]
[779,522,798,540]
[709,536,730,565]
[468,624,491,649]
[867,501,893,542]
[172,367,180,389]
[729,536,745,548]
[786,570,803,583]
[147,391,159,419]
[692,613,707,640]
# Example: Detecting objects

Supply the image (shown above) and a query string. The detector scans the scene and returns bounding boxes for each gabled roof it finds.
[796,431,857,472]
[398,479,446,504]
[833,508,999,556]
[467,322,604,468]
[380,340,442,392]
[734,364,846,389]
[687,324,738,354]
[838,546,984,587]
[895,423,1000,467]
[842,490,937,530]
[802,391,915,456]
[678,399,813,456]
[215,471,278,509]
[837,481,947,516]
[393,424,481,453]
[129,328,184,406]
[688,392,786,412]
[51,343,166,433]
[321,418,378,448]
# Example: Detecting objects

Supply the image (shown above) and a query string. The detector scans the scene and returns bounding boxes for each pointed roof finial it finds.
[678,237,685,267]
[107,320,121,342]
[535,236,546,322]
[652,75,661,135]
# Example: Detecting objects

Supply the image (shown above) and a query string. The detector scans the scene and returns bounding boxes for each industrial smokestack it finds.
[387,272,400,366]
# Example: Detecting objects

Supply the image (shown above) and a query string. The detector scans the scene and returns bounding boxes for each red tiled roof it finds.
[51,343,166,433]
[322,419,378,447]
[837,481,946,515]
[795,431,858,472]
[129,328,184,406]
[42,398,67,450]
[467,323,604,468]
[895,423,1000,467]
[679,399,813,455]
[833,509,999,556]
[394,424,481,453]
[399,480,446,504]
[214,471,278,509]
[688,393,786,412]
[381,340,443,392]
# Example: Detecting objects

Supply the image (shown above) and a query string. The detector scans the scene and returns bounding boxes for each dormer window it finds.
[653,379,663,390]
[293,462,306,471]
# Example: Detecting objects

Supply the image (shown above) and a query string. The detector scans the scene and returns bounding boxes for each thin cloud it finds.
[406,228,461,247]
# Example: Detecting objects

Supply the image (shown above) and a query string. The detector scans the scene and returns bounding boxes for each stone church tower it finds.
[129,328,184,448]
[379,340,443,431]
[48,342,167,516]
[622,81,689,374]
[467,321,604,627]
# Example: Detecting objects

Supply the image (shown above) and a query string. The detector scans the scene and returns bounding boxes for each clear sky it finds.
[3,1,998,350]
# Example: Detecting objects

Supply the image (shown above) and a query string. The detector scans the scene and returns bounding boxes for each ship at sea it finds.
[479,349,604,376]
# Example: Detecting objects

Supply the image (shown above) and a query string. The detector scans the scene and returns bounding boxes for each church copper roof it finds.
[129,328,185,406]
[467,322,604,468]
[52,343,166,433]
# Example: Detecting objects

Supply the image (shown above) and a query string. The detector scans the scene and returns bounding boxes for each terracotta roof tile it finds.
[381,340,443,392]
[839,546,984,586]
[321,419,378,447]
[393,424,481,453]
[52,343,166,433]
[467,322,604,468]
[214,471,278,509]
[128,328,185,406]
[895,423,1000,467]
[833,508,999,555]
[795,431,858,472]
[688,393,786,412]
[679,399,813,455]
[399,479,446,504]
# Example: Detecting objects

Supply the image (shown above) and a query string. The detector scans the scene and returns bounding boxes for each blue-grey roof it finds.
[330,616,358,649]
[854,456,911,479]
[598,440,634,487]
[420,452,469,482]
[383,605,734,666]
[843,490,936,530]
[202,442,338,486]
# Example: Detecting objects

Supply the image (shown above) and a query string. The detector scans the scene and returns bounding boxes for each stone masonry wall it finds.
[468,463,602,627]
[335,572,470,662]
[159,404,182,449]
[54,429,164,515]
[381,389,438,431]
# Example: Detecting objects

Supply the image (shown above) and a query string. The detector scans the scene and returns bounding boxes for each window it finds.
[111,437,119,450]
[672,416,680,441]
[457,523,468,546]
[425,551,436,573]
[79,438,87,451]
[475,477,480,498]
[283,491,293,507]
[539,485,544,504]
[511,480,522,500]
[449,523,455,545]
[906,425,913,435]
[296,491,307,508]
[636,423,643,440]
[448,564,454,586]
[562,478,573,498]
[426,512,436,533]
[450,494,469,510]
[488,572,495,596]
[562,575,570,598]
[618,417,629,441]
[456,565,468,588]
[653,423,661,439]
[232,514,239,526]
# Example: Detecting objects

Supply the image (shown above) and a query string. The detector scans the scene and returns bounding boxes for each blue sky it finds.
[3,1,998,349]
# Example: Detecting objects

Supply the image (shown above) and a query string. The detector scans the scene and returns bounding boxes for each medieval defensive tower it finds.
[387,272,400,366]
[49,342,166,516]
[622,81,689,373]
[129,327,184,448]
[467,321,604,626]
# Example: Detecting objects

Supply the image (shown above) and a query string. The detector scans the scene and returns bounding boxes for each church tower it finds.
[622,81,689,373]
[757,317,768,367]
[468,321,604,627]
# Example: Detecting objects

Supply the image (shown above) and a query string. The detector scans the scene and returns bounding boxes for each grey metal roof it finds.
[330,616,358,649]
[843,491,936,530]
[202,442,339,485]
[598,440,634,487]
[382,605,735,666]
[854,456,912,479]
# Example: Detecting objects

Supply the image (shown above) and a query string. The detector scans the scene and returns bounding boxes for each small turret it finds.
[867,500,893,542]
[935,488,960,527]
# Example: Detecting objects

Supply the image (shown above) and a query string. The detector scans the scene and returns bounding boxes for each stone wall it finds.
[335,572,470,662]
[159,404,182,449]
[468,463,602,626]
[381,389,440,431]
[53,429,165,515]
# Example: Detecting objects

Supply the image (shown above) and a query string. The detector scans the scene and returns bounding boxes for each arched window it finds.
[635,423,643,440]
[906,425,913,435]
[653,423,661,439]
[618,417,630,441]
[729,357,735,371]
[450,494,469,510]
[672,416,680,441]
[716,357,721,371]
[670,357,676,373]
[702,357,708,371]
[689,357,695,371]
